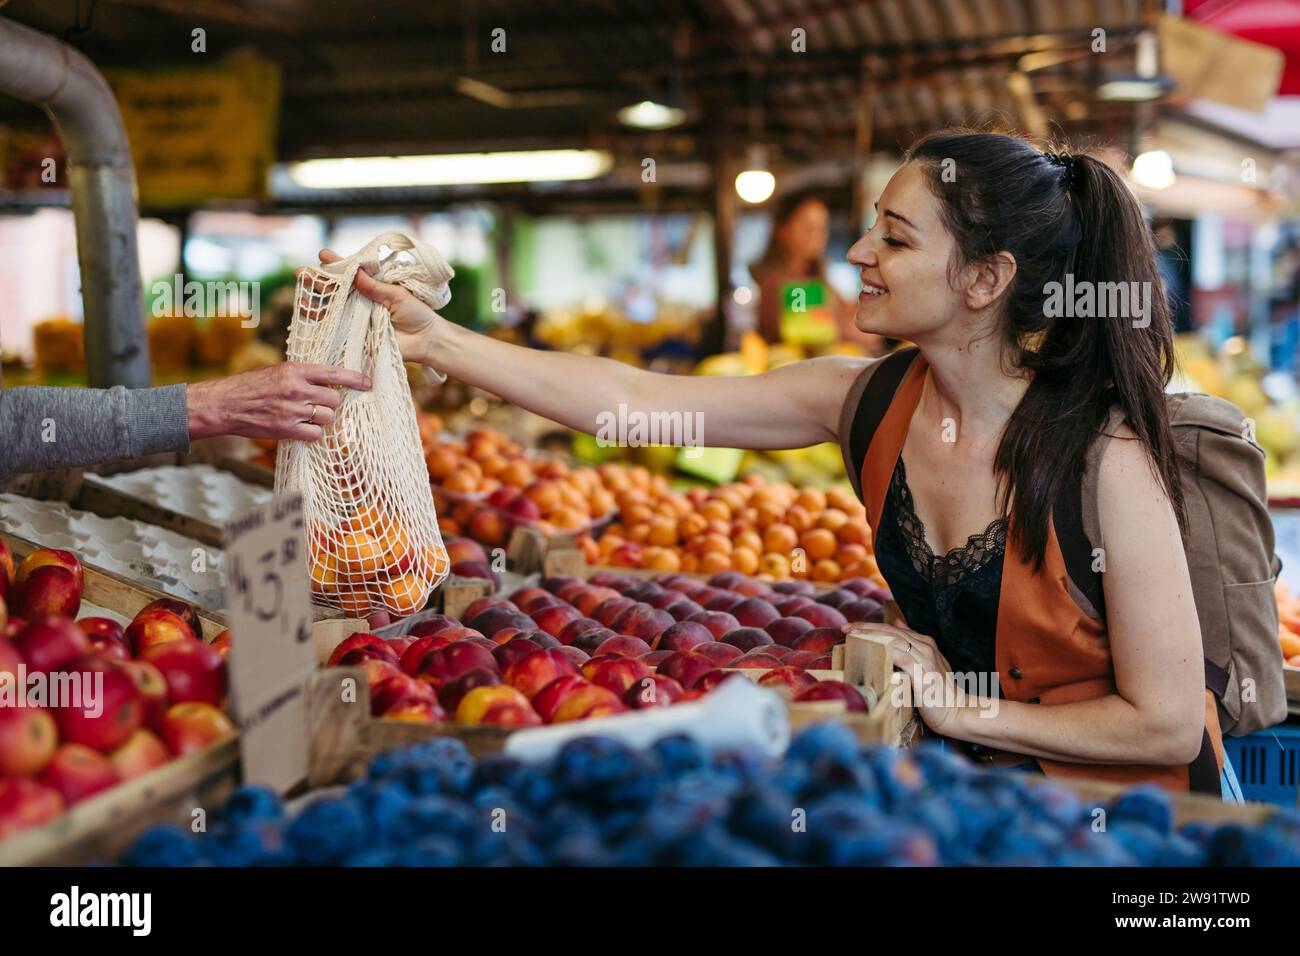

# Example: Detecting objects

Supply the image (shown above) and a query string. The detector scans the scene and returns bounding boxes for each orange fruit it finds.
[646,548,682,572]
[796,488,827,514]
[622,503,654,527]
[755,502,785,528]
[309,551,338,593]
[731,546,759,576]
[380,572,429,616]
[599,534,625,556]
[537,459,570,480]
[817,508,849,533]
[758,552,791,578]
[552,507,590,531]
[677,512,708,539]
[811,559,842,583]
[648,520,679,547]
[588,488,616,517]
[699,551,731,574]
[784,505,815,533]
[525,480,562,513]
[699,499,731,523]
[837,521,870,546]
[443,468,481,494]
[735,529,763,554]
[826,487,859,512]
[699,532,732,556]
[336,586,372,617]
[800,528,838,562]
[762,523,798,555]
[425,446,460,481]
[626,522,652,543]
[478,453,508,477]
[338,529,385,577]
[499,459,533,488]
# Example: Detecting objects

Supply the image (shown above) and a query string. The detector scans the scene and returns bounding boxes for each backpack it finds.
[849,347,1285,737]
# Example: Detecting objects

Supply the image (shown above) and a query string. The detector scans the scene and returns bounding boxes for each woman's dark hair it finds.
[906,129,1183,567]
[749,187,831,283]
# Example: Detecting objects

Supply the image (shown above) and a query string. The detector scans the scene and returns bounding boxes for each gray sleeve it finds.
[0,384,191,480]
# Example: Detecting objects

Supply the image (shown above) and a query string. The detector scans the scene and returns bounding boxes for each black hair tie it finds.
[1043,150,1076,191]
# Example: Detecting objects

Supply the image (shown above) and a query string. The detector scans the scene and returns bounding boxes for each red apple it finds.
[0,778,64,839]
[551,683,626,722]
[107,729,171,780]
[76,616,126,646]
[0,705,58,776]
[503,648,579,699]
[160,702,236,755]
[125,610,193,656]
[594,634,653,658]
[38,743,119,805]
[122,660,169,732]
[720,627,775,652]
[325,632,388,667]
[15,615,90,674]
[796,680,869,712]
[791,627,842,655]
[793,604,848,630]
[141,639,227,707]
[136,598,202,641]
[584,656,652,696]
[54,656,143,752]
[656,651,717,690]
[692,642,743,667]
[653,621,713,652]
[686,610,741,640]
[757,666,820,695]
[532,674,589,722]
[624,673,684,709]
[14,565,81,619]
[417,642,498,686]
[15,548,83,592]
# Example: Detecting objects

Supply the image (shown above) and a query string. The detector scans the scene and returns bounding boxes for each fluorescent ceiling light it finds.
[1132,150,1177,189]
[289,150,614,189]
[617,100,685,130]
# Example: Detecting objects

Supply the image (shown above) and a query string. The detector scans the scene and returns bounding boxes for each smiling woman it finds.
[321,125,1268,798]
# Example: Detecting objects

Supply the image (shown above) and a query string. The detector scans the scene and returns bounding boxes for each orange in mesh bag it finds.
[276,233,453,617]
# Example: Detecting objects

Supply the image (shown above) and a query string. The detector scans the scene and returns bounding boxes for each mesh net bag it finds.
[276,233,454,618]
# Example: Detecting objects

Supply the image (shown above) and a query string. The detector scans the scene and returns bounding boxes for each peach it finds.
[731,597,779,629]
[594,634,653,658]
[503,648,580,699]
[624,673,684,709]
[160,702,237,755]
[733,652,785,669]
[325,632,388,667]
[775,595,817,616]
[15,615,89,674]
[772,580,816,596]
[15,565,82,619]
[551,683,626,722]
[532,674,588,722]
[399,635,453,674]
[656,651,717,690]
[15,548,83,592]
[611,605,675,645]
[696,669,744,692]
[791,627,843,655]
[796,680,869,712]
[136,598,203,641]
[572,586,621,617]
[370,672,438,715]
[639,649,674,668]
[558,616,604,646]
[38,743,119,806]
[462,596,509,623]
[692,642,744,667]
[685,610,741,640]
[434,668,501,714]
[531,604,584,638]
[107,729,171,780]
[454,684,529,724]
[720,627,775,652]
[765,616,815,646]
[509,587,554,614]
[841,598,885,623]
[492,639,543,673]
[418,642,498,685]
[54,656,144,752]
[383,698,446,722]
[570,628,617,655]
[584,656,652,696]
[480,701,543,726]
[591,596,636,628]
[467,606,536,640]
[664,599,704,622]
[794,604,848,630]
[445,537,488,566]
[653,621,713,652]
[0,705,58,776]
[0,538,13,586]
[758,666,820,694]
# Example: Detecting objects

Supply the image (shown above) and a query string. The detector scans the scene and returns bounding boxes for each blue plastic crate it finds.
[1223,721,1300,807]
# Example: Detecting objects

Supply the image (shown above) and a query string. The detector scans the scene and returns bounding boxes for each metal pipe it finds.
[0,16,149,387]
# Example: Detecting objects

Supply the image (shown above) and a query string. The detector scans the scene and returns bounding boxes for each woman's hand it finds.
[187,363,370,442]
[843,621,962,733]
[315,248,444,365]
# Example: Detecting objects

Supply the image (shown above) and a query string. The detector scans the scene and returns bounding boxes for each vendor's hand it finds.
[315,248,444,366]
[187,363,370,442]
[843,621,961,733]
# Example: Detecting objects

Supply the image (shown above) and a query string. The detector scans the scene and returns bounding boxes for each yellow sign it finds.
[108,59,281,207]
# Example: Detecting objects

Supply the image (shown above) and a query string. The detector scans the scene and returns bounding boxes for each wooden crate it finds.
[0,535,238,865]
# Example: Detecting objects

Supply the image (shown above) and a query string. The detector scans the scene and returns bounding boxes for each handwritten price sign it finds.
[222,494,315,791]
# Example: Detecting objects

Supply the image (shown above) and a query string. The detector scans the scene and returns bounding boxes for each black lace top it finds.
[874,457,1008,681]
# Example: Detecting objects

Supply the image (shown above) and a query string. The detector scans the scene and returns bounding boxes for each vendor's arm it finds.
[938,428,1207,766]
[1,364,368,482]
[329,250,870,452]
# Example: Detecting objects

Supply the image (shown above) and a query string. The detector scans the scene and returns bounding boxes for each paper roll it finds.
[503,677,790,763]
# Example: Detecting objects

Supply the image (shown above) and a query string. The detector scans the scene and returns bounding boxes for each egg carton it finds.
[0,493,225,609]
[86,464,272,526]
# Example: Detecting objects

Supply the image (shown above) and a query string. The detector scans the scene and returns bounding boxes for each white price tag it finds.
[222,493,315,792]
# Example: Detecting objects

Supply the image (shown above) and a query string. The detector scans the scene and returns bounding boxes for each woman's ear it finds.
[962,252,1017,311]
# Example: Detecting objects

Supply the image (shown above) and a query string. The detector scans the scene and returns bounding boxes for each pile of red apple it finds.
[0,542,235,842]
[325,567,890,727]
